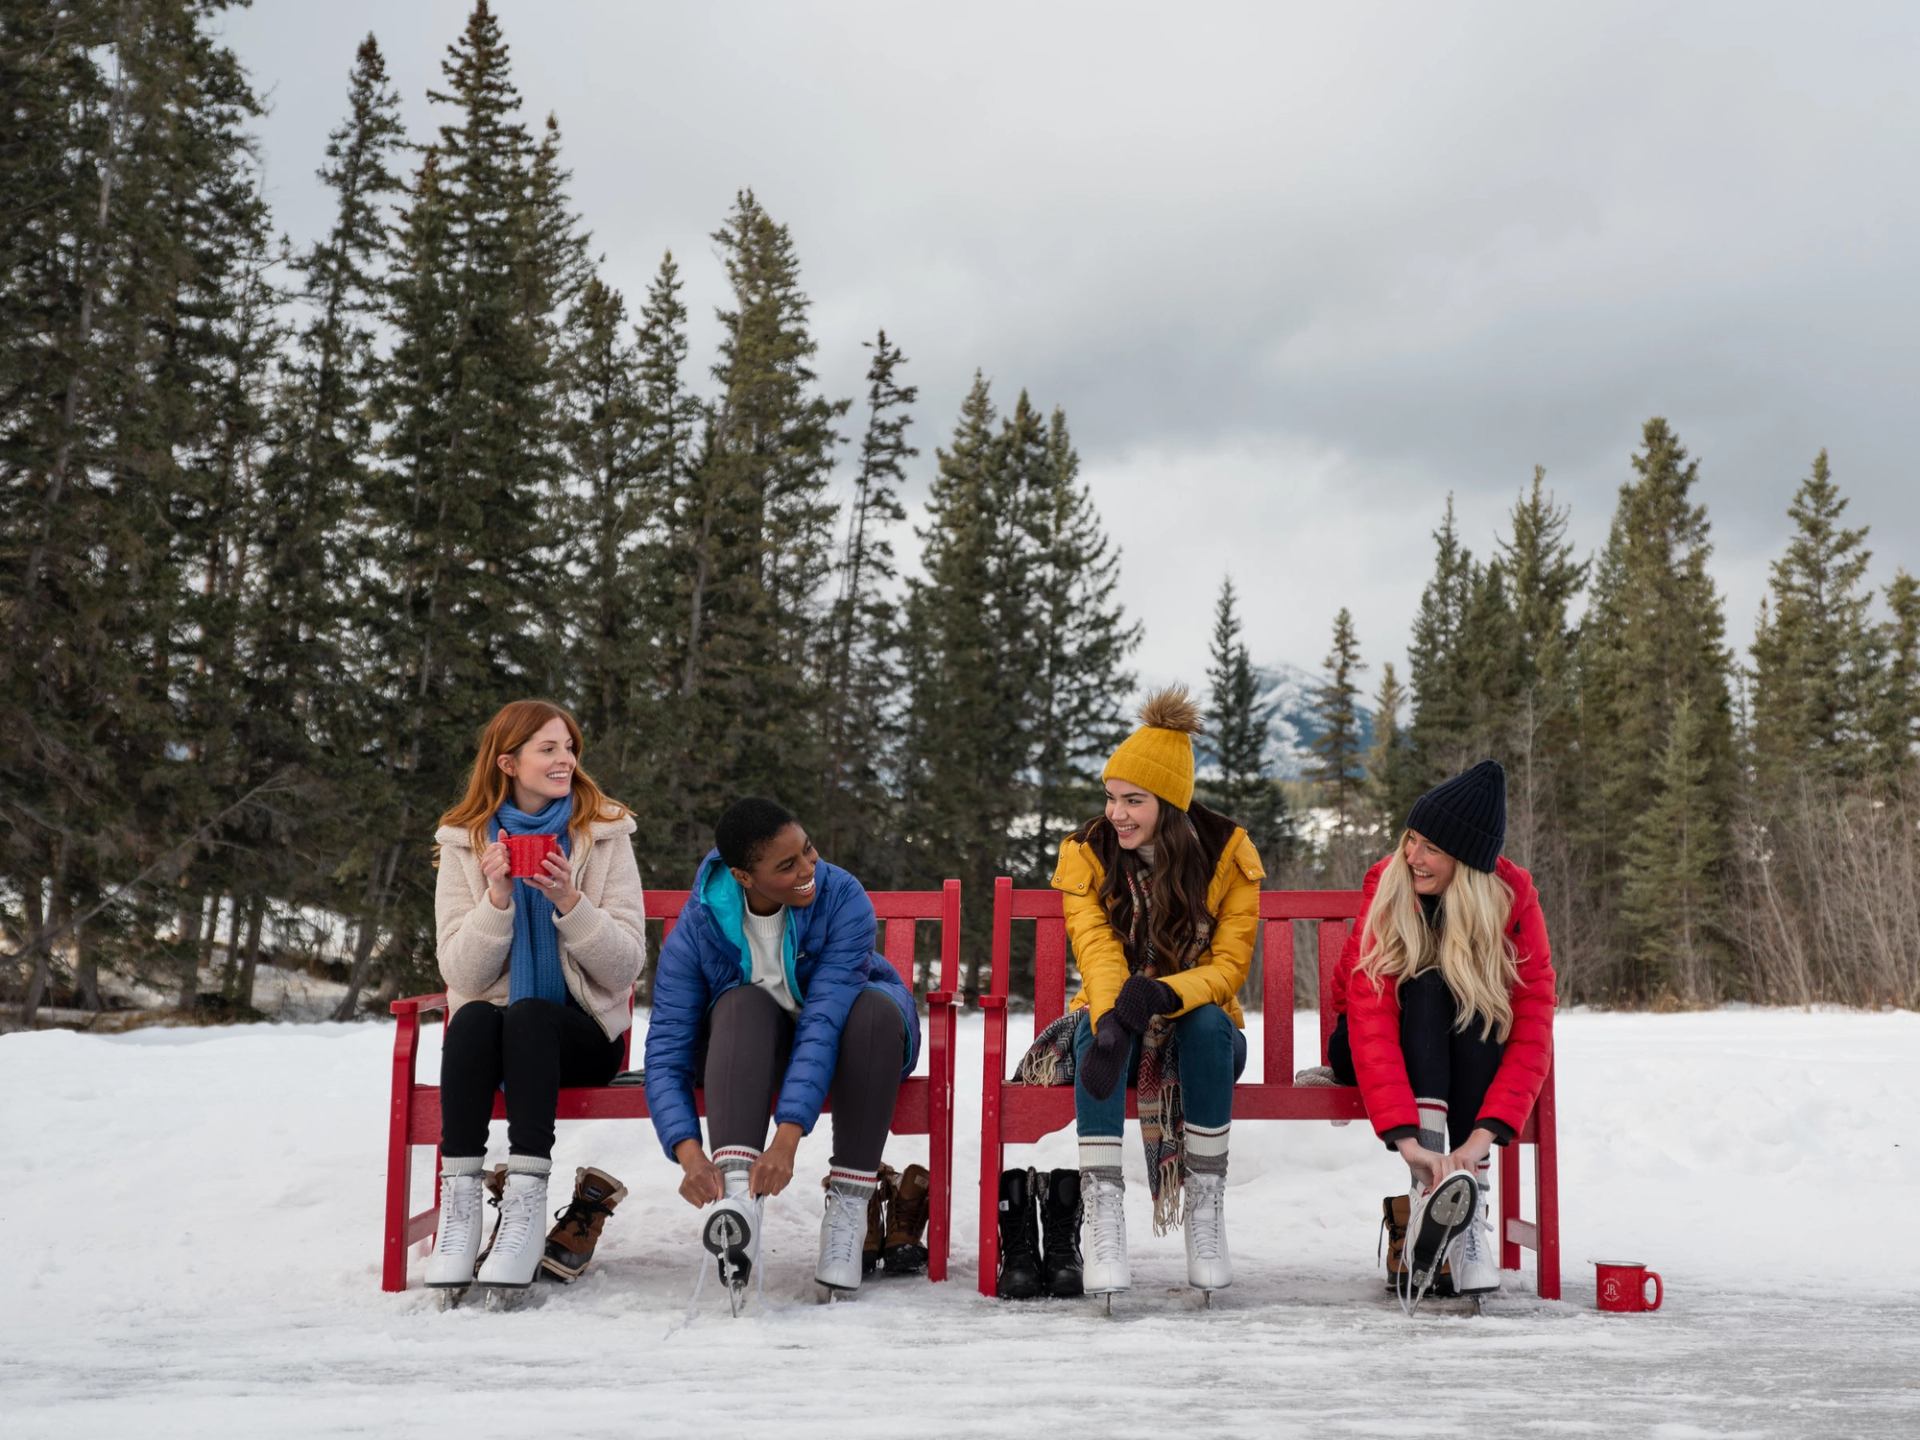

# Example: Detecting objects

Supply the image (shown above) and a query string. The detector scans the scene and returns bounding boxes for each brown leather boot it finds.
[1381,1194,1453,1295]
[539,1166,628,1282]
[862,1165,897,1275]
[882,1163,932,1275]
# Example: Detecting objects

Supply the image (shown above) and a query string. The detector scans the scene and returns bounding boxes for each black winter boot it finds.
[1039,1168,1084,1298]
[995,1167,1043,1300]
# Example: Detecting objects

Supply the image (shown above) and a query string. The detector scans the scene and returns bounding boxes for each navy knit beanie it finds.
[1405,760,1507,873]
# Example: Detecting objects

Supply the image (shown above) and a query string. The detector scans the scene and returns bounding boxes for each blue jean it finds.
[1072,1003,1248,1136]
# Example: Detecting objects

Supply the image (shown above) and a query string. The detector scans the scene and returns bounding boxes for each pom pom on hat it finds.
[1103,685,1202,810]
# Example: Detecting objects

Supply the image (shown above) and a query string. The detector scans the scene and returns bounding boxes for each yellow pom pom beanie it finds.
[1102,686,1204,811]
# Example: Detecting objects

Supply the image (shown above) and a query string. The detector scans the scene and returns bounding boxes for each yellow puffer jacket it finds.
[1051,806,1265,1032]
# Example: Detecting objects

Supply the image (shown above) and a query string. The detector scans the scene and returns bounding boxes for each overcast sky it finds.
[219,0,1920,695]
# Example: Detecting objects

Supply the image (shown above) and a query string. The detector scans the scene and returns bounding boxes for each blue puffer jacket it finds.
[643,851,922,1160]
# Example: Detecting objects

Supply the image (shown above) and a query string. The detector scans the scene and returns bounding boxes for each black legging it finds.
[1396,970,1506,1147]
[703,984,905,1170]
[440,997,624,1159]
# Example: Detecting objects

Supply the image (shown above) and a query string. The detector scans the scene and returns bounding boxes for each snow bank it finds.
[1,1011,1915,1438]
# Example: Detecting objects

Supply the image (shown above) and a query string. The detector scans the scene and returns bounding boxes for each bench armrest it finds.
[390,991,449,1018]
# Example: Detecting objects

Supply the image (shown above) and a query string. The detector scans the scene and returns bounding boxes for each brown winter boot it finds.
[863,1165,898,1275]
[882,1163,932,1275]
[538,1166,629,1282]
[1381,1194,1453,1295]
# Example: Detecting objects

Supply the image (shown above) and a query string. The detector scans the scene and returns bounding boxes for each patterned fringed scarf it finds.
[1009,862,1192,1235]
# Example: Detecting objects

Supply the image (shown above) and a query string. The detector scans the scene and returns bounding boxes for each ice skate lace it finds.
[822,1188,864,1272]
[1088,1180,1126,1265]
[1187,1177,1224,1260]
[1455,1210,1489,1268]
[491,1178,541,1258]
[436,1177,478,1254]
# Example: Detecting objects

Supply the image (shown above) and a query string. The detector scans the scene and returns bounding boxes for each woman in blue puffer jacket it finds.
[644,797,921,1296]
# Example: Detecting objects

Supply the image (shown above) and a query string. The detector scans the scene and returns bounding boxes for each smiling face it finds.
[1104,778,1161,851]
[1402,829,1459,896]
[497,716,576,811]
[732,822,820,913]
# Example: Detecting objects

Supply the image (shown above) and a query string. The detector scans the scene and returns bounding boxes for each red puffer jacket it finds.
[1339,854,1555,1141]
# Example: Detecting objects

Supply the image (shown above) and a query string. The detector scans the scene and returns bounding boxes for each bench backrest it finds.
[988,878,1364,1082]
[643,879,962,997]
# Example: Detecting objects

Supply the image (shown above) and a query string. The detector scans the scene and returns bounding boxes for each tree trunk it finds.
[238,894,266,1011]
[19,884,49,1028]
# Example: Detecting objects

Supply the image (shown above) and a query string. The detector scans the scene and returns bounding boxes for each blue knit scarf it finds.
[493,793,574,1006]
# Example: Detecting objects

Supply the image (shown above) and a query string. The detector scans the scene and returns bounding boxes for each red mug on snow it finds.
[504,833,560,879]
[1594,1261,1662,1313]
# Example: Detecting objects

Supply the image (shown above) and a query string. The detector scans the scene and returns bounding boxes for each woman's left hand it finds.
[537,849,581,914]
[749,1124,803,1197]
[1450,1127,1496,1171]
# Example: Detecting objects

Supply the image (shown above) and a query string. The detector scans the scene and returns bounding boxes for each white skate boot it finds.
[816,1171,878,1293]
[1401,1171,1476,1312]
[1445,1198,1501,1296]
[476,1166,549,1289]
[702,1165,763,1316]
[1082,1173,1131,1298]
[1184,1172,1232,1293]
[424,1167,484,1289]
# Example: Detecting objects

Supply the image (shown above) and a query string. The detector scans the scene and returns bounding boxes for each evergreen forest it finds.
[5,2,1917,1024]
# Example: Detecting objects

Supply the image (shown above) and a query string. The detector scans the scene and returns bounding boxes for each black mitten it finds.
[1078,1020,1132,1102]
[1111,974,1180,1033]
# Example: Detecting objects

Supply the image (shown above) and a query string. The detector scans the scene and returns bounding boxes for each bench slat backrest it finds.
[646,882,961,996]
[990,878,1365,1074]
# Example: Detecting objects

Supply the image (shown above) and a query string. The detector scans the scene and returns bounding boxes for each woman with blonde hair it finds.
[1033,686,1263,1304]
[424,700,648,1294]
[1337,759,1555,1305]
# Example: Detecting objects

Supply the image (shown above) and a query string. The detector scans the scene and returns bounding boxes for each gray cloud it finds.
[221,0,1920,688]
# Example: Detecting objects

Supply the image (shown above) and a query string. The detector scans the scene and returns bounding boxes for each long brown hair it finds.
[437,700,627,853]
[1085,804,1216,974]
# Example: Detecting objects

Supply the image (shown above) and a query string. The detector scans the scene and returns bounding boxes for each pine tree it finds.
[819,330,916,875]
[1620,695,1723,998]
[1577,418,1735,997]
[1364,662,1416,840]
[1406,495,1477,790]
[1748,451,1874,784]
[1310,608,1367,841]
[1202,577,1291,859]
[1018,405,1140,879]
[1867,571,1920,779]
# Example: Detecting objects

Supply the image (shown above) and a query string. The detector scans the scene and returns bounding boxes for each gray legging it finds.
[703,983,906,1171]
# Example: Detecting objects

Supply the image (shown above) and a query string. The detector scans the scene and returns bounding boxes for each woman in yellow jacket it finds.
[1055,687,1263,1299]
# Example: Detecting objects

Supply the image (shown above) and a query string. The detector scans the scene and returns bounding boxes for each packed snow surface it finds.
[2,1010,1915,1438]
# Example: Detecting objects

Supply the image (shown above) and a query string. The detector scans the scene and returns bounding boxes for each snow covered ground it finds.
[2,1009,1916,1438]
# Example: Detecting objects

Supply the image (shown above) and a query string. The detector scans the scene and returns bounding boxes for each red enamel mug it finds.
[504,833,560,879]
[1594,1261,1663,1313]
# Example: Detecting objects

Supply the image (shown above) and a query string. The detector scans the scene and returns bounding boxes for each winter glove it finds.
[1111,975,1180,1033]
[1078,1019,1132,1102]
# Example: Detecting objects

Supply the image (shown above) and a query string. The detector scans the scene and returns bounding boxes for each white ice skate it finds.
[1184,1172,1232,1297]
[1400,1171,1476,1314]
[424,1170,484,1291]
[1082,1174,1131,1309]
[1445,1199,1500,1297]
[476,1169,548,1291]
[815,1178,871,1294]
[701,1170,763,1317]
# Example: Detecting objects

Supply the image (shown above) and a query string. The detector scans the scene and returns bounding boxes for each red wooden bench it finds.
[975,879,1561,1298]
[383,881,962,1290]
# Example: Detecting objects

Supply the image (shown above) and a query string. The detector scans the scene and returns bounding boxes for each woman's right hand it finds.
[675,1140,724,1208]
[1395,1137,1468,1189]
[480,840,513,910]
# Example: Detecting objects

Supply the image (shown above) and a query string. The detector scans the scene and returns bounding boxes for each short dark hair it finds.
[715,797,798,871]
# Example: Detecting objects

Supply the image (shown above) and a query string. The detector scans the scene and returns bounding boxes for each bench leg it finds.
[383,1110,414,1292]
[977,1087,1003,1298]
[1535,1076,1561,1300]
[1499,1139,1521,1273]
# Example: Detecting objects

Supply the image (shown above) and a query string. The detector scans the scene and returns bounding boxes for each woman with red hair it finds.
[424,700,648,1295]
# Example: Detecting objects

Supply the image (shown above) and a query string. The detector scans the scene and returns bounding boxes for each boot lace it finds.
[436,1176,478,1254]
[553,1192,614,1241]
[1187,1176,1224,1260]
[822,1187,865,1272]
[1088,1179,1126,1266]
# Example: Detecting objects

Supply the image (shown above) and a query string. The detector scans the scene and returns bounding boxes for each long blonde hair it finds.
[1357,831,1519,1041]
[437,700,627,854]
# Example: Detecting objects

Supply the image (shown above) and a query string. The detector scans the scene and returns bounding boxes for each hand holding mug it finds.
[536,848,580,914]
[480,840,514,910]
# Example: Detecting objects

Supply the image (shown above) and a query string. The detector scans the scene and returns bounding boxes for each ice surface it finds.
[1,1010,1915,1438]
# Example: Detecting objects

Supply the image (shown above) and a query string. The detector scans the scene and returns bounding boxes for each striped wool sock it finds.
[1185,1120,1230,1178]
[1078,1135,1124,1186]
